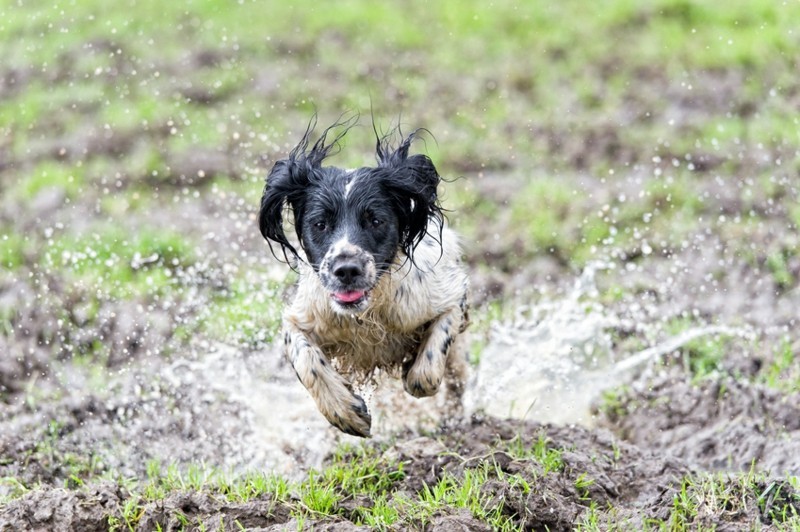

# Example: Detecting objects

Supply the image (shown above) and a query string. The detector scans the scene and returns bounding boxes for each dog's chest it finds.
[286,269,440,377]
[284,227,466,379]
[314,313,425,376]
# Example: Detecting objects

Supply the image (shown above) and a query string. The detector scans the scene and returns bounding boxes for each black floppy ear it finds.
[259,115,356,262]
[259,158,308,262]
[376,131,443,258]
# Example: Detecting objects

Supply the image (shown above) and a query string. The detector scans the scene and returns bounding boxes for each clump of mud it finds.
[405,417,691,529]
[0,481,293,532]
[598,369,800,475]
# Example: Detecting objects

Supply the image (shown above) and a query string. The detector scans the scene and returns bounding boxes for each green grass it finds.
[664,318,738,381]
[2,0,799,274]
[0,226,205,361]
[293,444,406,524]
[9,435,800,530]
[475,166,717,268]
[767,250,796,292]
[6,161,86,202]
[645,469,800,530]
[101,444,406,530]
[0,477,29,504]
[196,268,289,348]
[41,227,193,299]
[138,460,289,504]
[0,232,28,271]
[502,433,565,474]
[95,439,532,530]
[200,280,283,348]
[597,385,633,423]
[2,1,798,155]
[681,335,729,381]
[760,338,800,393]
[98,183,161,217]
[105,461,292,531]
[575,469,800,530]
[510,177,576,256]
[466,299,504,365]
[408,463,520,531]
[7,420,107,494]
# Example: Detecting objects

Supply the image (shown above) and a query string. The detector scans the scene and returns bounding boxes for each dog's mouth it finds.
[331,289,369,306]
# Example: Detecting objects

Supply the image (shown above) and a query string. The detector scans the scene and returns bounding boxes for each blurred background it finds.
[1,0,799,522]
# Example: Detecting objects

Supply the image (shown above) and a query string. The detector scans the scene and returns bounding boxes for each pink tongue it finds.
[334,290,365,303]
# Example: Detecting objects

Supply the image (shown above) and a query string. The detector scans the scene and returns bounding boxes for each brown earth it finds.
[2,11,800,531]
[3,416,799,530]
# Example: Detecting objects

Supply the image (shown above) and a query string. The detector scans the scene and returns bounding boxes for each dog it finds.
[258,118,469,437]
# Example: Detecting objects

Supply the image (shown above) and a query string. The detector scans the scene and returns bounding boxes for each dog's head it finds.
[259,118,443,313]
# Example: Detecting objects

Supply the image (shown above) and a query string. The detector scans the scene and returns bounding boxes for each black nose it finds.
[332,261,364,285]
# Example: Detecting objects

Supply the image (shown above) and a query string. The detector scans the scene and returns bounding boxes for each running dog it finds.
[258,118,469,437]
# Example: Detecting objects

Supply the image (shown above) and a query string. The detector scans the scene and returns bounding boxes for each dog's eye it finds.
[314,221,327,231]
[371,218,383,228]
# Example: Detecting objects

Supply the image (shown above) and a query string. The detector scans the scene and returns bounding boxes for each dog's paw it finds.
[403,363,442,398]
[327,393,372,438]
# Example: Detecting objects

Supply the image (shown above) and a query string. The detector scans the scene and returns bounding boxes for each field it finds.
[1,0,800,529]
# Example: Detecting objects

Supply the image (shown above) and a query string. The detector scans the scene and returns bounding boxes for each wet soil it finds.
[4,416,799,530]
[598,370,800,475]
[3,9,800,532]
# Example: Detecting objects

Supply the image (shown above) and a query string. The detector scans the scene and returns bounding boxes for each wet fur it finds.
[259,118,469,437]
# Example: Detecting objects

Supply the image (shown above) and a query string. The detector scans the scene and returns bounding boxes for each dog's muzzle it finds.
[330,257,369,305]
[321,245,376,310]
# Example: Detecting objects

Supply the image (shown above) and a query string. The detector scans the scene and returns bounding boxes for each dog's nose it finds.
[332,261,363,285]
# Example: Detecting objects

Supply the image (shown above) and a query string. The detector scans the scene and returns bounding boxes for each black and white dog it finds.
[259,118,469,437]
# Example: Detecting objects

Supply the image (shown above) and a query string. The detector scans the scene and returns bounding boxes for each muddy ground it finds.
[2,2,800,530]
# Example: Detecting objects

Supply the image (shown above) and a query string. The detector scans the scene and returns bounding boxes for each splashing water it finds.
[466,262,754,426]
[466,262,618,424]
[108,262,755,478]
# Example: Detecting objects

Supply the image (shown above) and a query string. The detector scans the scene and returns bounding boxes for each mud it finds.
[4,417,798,530]
[598,370,800,475]
[3,6,800,531]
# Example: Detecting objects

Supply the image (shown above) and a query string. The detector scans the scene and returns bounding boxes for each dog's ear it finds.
[376,130,444,259]
[259,115,358,263]
[259,158,308,262]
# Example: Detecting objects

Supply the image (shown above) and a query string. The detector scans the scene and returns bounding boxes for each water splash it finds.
[466,261,753,426]
[91,262,755,478]
[466,262,617,424]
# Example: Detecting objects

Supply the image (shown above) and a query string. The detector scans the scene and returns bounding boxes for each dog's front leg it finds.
[284,324,372,437]
[403,306,464,398]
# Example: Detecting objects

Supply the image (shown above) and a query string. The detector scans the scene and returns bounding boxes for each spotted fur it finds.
[259,118,469,437]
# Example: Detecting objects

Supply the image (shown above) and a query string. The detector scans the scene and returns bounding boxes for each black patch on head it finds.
[302,168,401,274]
[258,115,444,270]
